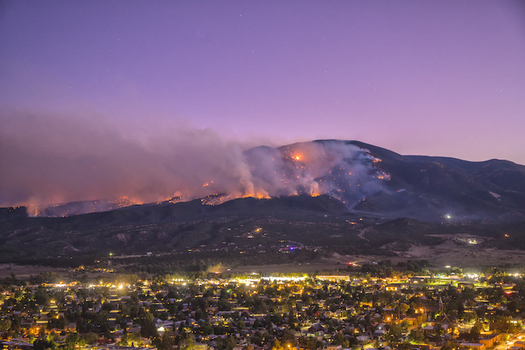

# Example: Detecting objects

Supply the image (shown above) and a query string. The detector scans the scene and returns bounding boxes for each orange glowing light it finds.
[294,155,302,161]
[243,192,270,200]
[117,196,143,206]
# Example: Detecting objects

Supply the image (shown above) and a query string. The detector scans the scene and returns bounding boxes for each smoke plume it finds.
[0,113,389,215]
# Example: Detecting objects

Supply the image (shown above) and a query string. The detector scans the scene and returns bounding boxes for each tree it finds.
[396,303,410,315]
[180,334,196,350]
[140,311,158,338]
[65,334,83,350]
[468,321,482,342]
[0,318,11,332]
[333,332,349,348]
[33,339,57,350]
[118,333,130,347]
[409,330,426,343]
[80,332,99,346]
[271,339,284,350]
[434,322,445,336]
[250,331,264,346]
[385,323,402,345]
[155,330,175,350]
[224,335,237,350]
[441,341,459,350]
[463,312,476,323]
[195,308,206,321]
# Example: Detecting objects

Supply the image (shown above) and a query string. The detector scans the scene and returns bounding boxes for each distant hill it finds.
[1,140,525,267]
[338,140,525,221]
[5,139,523,223]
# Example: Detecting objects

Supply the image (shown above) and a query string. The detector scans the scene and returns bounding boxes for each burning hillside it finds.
[161,140,391,208]
[4,114,523,222]
[19,139,392,217]
[0,114,390,215]
[2,114,391,213]
[241,141,390,207]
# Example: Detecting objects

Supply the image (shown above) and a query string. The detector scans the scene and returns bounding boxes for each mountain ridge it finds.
[2,139,524,223]
[1,139,525,267]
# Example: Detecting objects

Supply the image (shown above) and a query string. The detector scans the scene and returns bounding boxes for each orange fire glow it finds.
[293,154,302,161]
[243,191,270,200]
[116,196,143,206]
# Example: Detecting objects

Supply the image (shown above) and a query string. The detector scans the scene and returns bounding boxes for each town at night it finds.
[1,1,524,350]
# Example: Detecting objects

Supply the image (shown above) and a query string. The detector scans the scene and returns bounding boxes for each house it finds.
[460,342,485,350]
[479,332,503,348]
[325,346,342,350]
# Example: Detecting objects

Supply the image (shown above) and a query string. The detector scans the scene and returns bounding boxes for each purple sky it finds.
[0,1,525,206]
[2,0,525,160]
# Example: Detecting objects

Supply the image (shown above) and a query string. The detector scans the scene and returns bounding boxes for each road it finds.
[495,327,525,350]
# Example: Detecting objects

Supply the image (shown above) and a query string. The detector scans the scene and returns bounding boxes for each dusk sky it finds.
[1,1,525,207]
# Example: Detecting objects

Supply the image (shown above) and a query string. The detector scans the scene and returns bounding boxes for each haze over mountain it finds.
[2,139,525,267]
[2,140,525,223]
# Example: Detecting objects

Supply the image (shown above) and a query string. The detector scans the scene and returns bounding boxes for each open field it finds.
[394,240,525,268]
[2,238,525,279]
[0,264,67,279]
[227,243,525,274]
[227,261,348,274]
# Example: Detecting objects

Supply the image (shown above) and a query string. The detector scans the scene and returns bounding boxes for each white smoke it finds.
[244,140,389,206]
[0,112,389,214]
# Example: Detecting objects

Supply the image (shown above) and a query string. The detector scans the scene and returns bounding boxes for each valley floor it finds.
[228,243,525,274]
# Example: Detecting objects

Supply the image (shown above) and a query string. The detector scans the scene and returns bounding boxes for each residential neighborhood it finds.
[1,269,524,350]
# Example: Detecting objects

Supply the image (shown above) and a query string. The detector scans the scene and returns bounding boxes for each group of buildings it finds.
[0,272,523,350]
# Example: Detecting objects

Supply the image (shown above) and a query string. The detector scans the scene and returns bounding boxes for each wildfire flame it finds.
[243,191,270,200]
[24,141,391,214]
